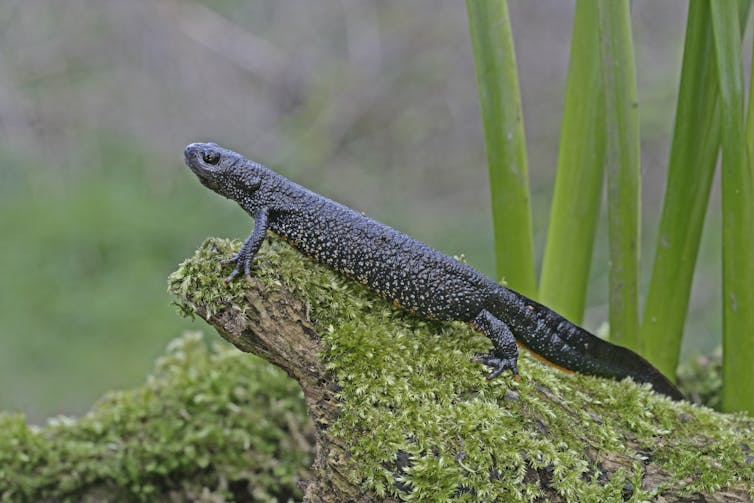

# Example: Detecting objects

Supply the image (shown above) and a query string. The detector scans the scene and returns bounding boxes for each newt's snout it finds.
[184,142,223,190]
[184,143,199,163]
[184,143,206,171]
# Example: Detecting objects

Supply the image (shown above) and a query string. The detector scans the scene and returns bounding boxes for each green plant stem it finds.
[465,0,536,297]
[640,1,721,379]
[747,7,754,159]
[598,0,640,351]
[710,2,754,413]
[539,0,605,324]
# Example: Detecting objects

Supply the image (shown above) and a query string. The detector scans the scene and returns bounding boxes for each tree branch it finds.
[169,237,754,501]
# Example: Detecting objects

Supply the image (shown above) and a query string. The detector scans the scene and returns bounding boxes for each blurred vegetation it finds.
[0,1,726,421]
[0,332,313,502]
[677,352,723,410]
[0,139,249,420]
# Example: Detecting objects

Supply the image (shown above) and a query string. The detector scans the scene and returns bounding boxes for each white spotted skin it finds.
[266,185,502,322]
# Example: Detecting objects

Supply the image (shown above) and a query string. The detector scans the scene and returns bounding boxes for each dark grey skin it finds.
[185,142,683,400]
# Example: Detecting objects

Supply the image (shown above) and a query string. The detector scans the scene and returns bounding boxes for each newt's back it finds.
[266,183,500,323]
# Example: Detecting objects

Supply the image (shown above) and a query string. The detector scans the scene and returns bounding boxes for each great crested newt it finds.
[184,142,683,401]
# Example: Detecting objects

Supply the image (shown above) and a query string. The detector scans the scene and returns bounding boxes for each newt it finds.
[184,142,683,400]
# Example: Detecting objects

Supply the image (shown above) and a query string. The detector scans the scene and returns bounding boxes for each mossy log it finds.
[169,238,754,502]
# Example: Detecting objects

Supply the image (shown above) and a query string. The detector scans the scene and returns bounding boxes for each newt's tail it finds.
[492,289,684,401]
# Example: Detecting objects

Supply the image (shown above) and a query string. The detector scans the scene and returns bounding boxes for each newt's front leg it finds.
[222,207,270,282]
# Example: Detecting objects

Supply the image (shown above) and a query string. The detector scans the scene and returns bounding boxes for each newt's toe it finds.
[220,253,241,266]
[224,266,242,283]
[471,352,519,380]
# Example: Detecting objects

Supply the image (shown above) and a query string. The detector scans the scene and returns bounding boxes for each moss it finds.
[0,332,313,502]
[168,237,754,501]
[677,352,723,409]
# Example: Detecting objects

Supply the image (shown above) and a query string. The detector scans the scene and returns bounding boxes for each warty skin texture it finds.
[184,142,683,400]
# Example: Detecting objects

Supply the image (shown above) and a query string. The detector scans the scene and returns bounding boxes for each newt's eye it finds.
[203,150,221,165]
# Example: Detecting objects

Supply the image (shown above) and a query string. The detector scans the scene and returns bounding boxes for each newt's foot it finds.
[221,254,253,283]
[471,352,519,380]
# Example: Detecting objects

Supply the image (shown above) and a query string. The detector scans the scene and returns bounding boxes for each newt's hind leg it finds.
[470,310,519,379]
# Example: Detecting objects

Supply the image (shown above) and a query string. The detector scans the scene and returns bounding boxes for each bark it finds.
[188,280,392,502]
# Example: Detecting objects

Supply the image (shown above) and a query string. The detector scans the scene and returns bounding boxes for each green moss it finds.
[677,352,723,409]
[168,237,754,501]
[0,332,313,502]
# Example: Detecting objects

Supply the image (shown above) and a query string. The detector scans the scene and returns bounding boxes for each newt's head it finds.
[184,142,265,206]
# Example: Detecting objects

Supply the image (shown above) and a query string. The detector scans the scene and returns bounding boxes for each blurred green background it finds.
[0,1,723,423]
